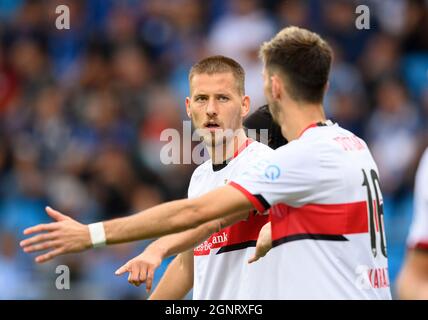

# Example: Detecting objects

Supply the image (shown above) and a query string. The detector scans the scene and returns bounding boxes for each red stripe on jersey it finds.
[414,242,428,251]
[194,211,269,256]
[229,182,267,213]
[270,202,369,241]
[298,123,318,138]
[232,138,254,159]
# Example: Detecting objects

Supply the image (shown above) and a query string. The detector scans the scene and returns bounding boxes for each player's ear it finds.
[241,95,250,117]
[271,75,282,101]
[185,97,192,119]
[324,81,330,95]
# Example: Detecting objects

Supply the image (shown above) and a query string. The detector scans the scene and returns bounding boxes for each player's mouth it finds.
[203,121,222,132]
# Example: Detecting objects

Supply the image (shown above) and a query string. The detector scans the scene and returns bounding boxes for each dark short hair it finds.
[244,105,288,149]
[189,55,245,95]
[260,26,333,104]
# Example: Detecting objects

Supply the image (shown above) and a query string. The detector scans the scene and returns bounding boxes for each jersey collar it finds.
[212,138,254,172]
[298,120,334,138]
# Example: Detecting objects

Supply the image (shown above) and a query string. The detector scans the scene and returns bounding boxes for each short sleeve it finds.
[229,142,324,211]
[407,149,428,250]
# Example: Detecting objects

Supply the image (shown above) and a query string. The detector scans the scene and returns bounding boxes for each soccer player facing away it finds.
[21,26,391,299]
[115,57,283,299]
[397,148,428,299]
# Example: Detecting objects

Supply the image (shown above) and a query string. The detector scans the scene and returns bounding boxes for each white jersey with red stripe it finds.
[188,139,278,299]
[230,121,392,299]
[407,147,428,251]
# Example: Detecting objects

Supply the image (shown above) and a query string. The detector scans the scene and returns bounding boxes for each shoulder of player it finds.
[192,160,212,176]
[187,160,212,198]
[419,147,428,171]
[300,124,367,151]
[244,140,274,156]
[188,160,212,185]
[273,137,310,156]
[269,131,340,165]
[232,141,274,168]
[416,147,428,185]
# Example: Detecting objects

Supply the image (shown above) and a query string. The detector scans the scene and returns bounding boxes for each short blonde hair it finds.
[189,55,245,95]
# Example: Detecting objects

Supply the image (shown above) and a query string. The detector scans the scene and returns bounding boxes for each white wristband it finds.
[88,222,106,248]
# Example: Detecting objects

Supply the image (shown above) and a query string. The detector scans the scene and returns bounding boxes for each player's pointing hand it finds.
[115,244,164,293]
[248,222,272,264]
[20,207,92,263]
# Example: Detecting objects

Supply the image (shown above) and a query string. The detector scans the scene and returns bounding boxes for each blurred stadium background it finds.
[0,0,427,299]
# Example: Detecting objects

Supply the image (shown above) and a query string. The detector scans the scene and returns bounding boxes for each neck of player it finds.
[207,128,248,165]
[282,102,326,141]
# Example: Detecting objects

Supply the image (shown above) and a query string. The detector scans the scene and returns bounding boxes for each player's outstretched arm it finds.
[114,210,248,290]
[20,185,252,263]
[396,249,428,299]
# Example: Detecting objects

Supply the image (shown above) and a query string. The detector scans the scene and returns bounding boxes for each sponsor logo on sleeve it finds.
[264,165,281,181]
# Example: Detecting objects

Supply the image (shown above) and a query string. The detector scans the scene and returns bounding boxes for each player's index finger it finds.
[23,223,58,235]
[248,256,258,264]
[115,265,128,275]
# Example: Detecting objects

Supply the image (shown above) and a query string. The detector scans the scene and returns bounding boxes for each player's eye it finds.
[195,96,208,102]
[218,95,229,102]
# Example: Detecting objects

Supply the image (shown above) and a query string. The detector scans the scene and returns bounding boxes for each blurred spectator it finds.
[359,32,401,102]
[326,41,368,136]
[366,78,422,198]
[0,43,19,114]
[275,0,312,29]
[207,0,274,108]
[0,230,39,299]
[0,0,427,299]
[368,0,407,35]
[402,0,428,52]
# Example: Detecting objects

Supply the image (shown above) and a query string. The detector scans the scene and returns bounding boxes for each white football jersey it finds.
[231,122,392,299]
[188,139,279,299]
[407,147,428,250]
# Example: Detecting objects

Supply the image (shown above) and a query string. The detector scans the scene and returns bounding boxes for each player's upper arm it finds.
[185,185,254,227]
[149,250,194,300]
[175,249,194,278]
[397,249,428,299]
[397,148,428,299]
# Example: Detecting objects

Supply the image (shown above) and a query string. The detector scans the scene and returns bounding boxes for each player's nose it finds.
[205,98,218,117]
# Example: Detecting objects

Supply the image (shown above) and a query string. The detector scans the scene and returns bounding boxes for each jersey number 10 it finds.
[362,169,387,258]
